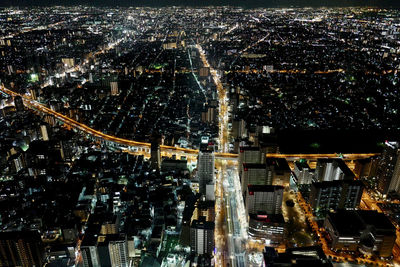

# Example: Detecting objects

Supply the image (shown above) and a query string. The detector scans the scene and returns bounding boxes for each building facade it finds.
[310,180,363,216]
[241,163,269,196]
[293,160,314,185]
[266,158,291,186]
[0,231,44,267]
[246,185,284,215]
[376,141,400,195]
[197,147,215,195]
[190,217,214,255]
[315,159,354,182]
[324,210,396,257]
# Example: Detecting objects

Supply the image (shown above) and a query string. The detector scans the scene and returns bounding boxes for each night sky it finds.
[1,0,400,7]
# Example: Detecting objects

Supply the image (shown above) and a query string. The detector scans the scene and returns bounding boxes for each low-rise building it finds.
[324,210,396,257]
[248,214,285,246]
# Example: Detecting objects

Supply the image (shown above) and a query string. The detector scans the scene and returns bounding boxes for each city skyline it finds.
[2,0,400,7]
[1,5,400,267]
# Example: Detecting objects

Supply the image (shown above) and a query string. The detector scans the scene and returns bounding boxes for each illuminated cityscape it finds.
[1,4,400,267]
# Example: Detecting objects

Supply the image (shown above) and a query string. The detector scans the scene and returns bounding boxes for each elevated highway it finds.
[0,85,379,161]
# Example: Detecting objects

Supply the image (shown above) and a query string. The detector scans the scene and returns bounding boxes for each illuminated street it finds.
[1,5,400,267]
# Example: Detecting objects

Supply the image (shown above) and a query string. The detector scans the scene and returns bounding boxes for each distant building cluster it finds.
[0,5,400,267]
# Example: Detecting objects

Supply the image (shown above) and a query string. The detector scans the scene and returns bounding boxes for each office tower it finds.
[310,180,363,216]
[150,135,161,171]
[241,163,269,196]
[14,95,24,112]
[197,144,214,196]
[0,230,45,267]
[266,158,291,186]
[315,159,354,182]
[190,216,214,255]
[293,160,314,184]
[246,185,284,215]
[376,141,400,195]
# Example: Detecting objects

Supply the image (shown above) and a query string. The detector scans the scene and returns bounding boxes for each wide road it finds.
[196,44,230,153]
[220,160,247,267]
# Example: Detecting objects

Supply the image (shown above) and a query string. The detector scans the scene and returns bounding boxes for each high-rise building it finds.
[315,159,354,182]
[150,135,161,171]
[197,144,214,196]
[246,185,284,215]
[239,146,264,166]
[190,216,214,255]
[376,141,400,195]
[266,158,291,186]
[241,163,269,196]
[293,160,314,184]
[0,230,45,267]
[40,124,49,141]
[310,180,363,216]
